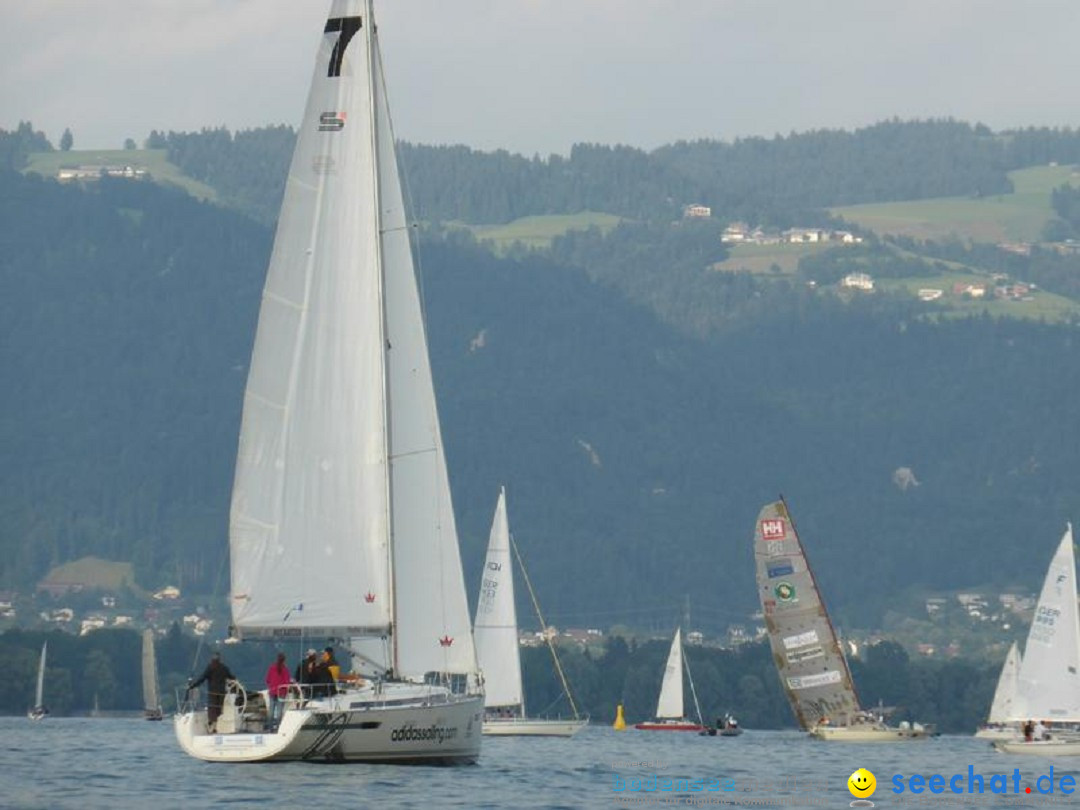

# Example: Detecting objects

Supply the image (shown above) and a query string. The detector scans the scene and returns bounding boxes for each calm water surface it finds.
[3,718,1079,809]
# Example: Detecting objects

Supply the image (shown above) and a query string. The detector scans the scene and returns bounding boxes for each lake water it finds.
[4,718,1079,809]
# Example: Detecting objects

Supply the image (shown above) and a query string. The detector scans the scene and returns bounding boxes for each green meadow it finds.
[24,149,218,202]
[458,211,622,252]
[712,242,832,275]
[831,164,1080,243]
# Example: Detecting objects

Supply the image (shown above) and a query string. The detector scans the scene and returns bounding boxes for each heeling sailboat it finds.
[995,524,1080,755]
[474,487,587,737]
[142,629,164,721]
[753,499,932,741]
[28,641,48,720]
[973,641,1021,739]
[174,0,483,763]
[634,628,705,731]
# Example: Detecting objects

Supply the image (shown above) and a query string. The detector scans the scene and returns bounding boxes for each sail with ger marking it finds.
[1013,524,1080,721]
[474,487,525,709]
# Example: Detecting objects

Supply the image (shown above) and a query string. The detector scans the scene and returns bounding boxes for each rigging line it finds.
[188,546,230,678]
[510,533,581,720]
[683,640,705,726]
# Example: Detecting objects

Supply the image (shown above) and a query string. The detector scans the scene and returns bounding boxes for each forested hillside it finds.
[4,158,1080,632]
[148,119,1080,227]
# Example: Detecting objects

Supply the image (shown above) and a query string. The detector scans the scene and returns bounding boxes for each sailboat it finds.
[994,524,1080,755]
[142,628,164,721]
[27,641,48,720]
[474,487,587,737]
[634,628,705,731]
[754,499,932,741]
[174,0,483,763]
[973,641,1021,739]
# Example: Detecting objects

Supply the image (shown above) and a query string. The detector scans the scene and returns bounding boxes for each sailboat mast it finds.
[510,534,581,720]
[780,494,861,711]
[364,0,398,674]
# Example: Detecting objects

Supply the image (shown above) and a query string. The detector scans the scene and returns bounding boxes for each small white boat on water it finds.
[634,628,706,732]
[994,524,1080,756]
[28,641,49,720]
[174,0,483,763]
[474,487,587,737]
[753,499,933,741]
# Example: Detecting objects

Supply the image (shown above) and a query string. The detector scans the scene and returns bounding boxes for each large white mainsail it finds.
[988,641,1022,724]
[474,487,524,710]
[176,0,482,764]
[227,0,476,679]
[1014,524,1080,721]
[656,629,685,720]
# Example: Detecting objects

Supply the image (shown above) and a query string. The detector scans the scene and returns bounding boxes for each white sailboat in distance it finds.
[142,628,164,721]
[994,524,1080,755]
[973,641,1020,739]
[474,487,587,736]
[634,628,706,731]
[174,0,483,763]
[28,641,48,720]
[754,499,932,741]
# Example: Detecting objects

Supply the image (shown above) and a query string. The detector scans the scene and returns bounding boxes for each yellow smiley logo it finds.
[848,768,876,798]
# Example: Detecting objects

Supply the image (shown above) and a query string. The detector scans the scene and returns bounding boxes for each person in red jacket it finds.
[264,651,294,730]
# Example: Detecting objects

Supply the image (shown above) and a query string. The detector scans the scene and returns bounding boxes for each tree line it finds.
[1,627,998,733]
[110,119,1080,227]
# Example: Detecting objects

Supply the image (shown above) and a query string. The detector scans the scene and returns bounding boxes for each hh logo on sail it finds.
[761,519,786,541]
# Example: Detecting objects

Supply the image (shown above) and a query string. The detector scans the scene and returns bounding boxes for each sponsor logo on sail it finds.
[767,558,794,578]
[318,111,346,131]
[761,518,786,541]
[787,646,825,664]
[774,582,796,602]
[782,629,819,650]
[787,670,841,690]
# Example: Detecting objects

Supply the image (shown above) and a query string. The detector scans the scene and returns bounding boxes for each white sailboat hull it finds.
[482,717,587,737]
[994,738,1080,756]
[810,724,933,742]
[974,726,1016,740]
[175,684,482,763]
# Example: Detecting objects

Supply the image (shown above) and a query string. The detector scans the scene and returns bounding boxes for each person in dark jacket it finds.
[295,649,318,686]
[188,652,235,733]
[310,649,337,698]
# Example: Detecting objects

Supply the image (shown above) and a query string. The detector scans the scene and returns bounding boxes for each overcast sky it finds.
[3,0,1079,157]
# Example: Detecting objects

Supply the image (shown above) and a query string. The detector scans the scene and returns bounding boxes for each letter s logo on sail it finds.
[318,112,346,132]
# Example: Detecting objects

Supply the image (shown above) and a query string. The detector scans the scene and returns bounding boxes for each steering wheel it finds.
[226,679,247,715]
